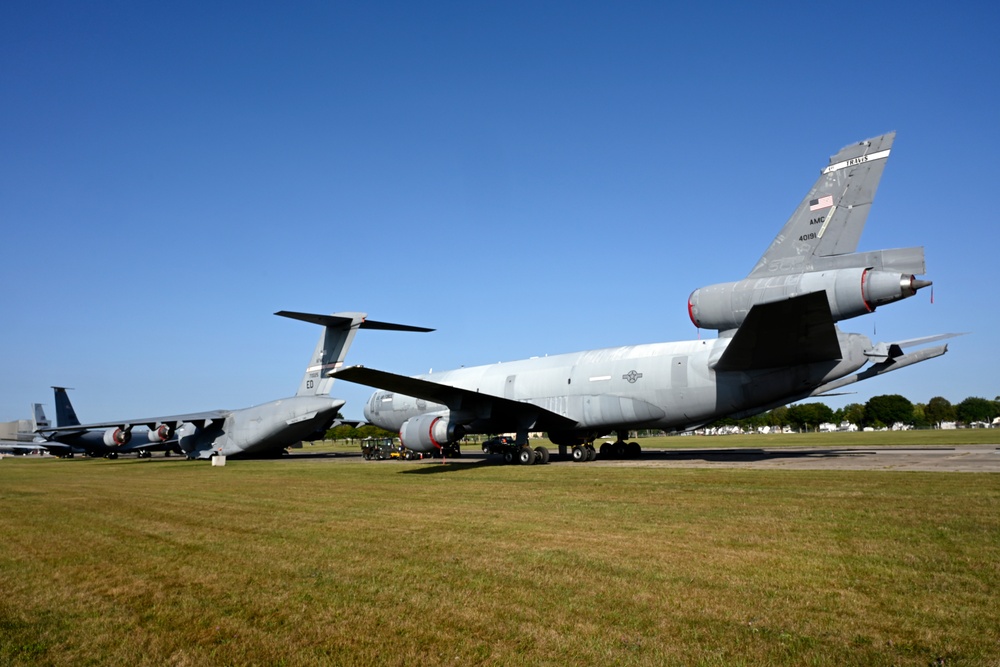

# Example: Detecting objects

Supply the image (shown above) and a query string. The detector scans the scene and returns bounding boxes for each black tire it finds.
[534,446,550,464]
[518,447,536,465]
[599,442,612,458]
[585,445,596,462]
[571,446,586,462]
[503,450,515,464]
[627,442,641,458]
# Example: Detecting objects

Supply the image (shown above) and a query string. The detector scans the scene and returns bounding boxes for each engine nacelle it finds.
[399,414,464,453]
[147,423,175,443]
[103,427,131,447]
[688,268,931,331]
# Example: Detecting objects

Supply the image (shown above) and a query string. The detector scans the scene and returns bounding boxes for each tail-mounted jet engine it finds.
[103,427,131,447]
[399,414,465,452]
[688,268,931,331]
[146,423,175,443]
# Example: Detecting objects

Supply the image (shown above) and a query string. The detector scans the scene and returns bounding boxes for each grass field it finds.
[2,448,999,666]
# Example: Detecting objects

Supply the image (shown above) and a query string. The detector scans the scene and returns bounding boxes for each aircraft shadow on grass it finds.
[654,448,878,463]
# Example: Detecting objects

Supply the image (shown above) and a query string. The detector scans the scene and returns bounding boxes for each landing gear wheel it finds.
[503,450,515,464]
[627,442,641,458]
[585,445,597,461]
[599,442,611,458]
[613,441,626,459]
[518,447,537,465]
[571,445,587,462]
[533,446,550,464]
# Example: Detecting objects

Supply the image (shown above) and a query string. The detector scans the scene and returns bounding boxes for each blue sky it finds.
[2,1,998,423]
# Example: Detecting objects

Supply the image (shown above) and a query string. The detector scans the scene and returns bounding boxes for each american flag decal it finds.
[809,195,834,211]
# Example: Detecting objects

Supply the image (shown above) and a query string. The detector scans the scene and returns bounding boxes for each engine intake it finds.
[147,423,175,443]
[103,427,131,447]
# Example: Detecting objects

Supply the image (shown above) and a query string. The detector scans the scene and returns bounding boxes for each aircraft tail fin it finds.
[32,404,50,431]
[53,387,81,427]
[275,311,434,397]
[750,132,895,277]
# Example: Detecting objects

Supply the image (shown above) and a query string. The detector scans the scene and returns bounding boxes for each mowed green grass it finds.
[2,456,998,666]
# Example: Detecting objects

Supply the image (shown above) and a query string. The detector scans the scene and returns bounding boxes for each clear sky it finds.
[2,1,998,423]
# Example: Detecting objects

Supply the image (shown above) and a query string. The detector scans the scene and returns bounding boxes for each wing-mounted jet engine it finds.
[103,426,131,447]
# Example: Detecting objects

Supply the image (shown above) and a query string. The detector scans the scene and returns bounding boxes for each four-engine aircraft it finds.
[332,132,953,463]
[36,311,432,459]
[34,388,177,458]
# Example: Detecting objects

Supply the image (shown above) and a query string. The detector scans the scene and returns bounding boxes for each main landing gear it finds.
[482,435,550,465]
[558,430,642,462]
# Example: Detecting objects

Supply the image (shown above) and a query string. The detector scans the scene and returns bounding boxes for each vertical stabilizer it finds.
[53,387,81,427]
[750,132,895,277]
[32,404,50,431]
[275,311,434,397]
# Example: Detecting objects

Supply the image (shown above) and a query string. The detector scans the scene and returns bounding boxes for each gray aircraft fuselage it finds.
[177,395,344,458]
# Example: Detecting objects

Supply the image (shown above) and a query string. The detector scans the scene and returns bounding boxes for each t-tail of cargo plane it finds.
[36,311,432,459]
[331,133,958,464]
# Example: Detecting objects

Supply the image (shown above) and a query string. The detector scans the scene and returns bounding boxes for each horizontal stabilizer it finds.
[714,291,841,372]
[865,332,966,361]
[332,365,578,432]
[275,311,434,332]
[813,343,949,396]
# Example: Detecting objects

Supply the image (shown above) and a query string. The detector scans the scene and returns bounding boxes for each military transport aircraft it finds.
[37,311,431,459]
[332,132,953,464]
[34,388,176,458]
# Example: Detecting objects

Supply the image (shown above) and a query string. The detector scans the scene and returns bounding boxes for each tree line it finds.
[713,395,1000,432]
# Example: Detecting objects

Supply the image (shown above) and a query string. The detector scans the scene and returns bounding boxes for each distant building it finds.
[0,419,37,442]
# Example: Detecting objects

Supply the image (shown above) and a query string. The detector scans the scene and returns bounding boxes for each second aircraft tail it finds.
[52,387,81,427]
[275,311,434,397]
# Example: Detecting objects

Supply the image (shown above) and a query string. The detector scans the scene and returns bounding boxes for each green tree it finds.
[356,424,398,440]
[864,394,914,428]
[326,424,358,442]
[955,397,998,425]
[911,403,930,429]
[767,406,789,429]
[924,396,956,426]
[786,403,835,431]
[841,403,866,426]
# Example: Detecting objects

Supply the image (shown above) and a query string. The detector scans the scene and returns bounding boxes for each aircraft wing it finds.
[332,366,579,432]
[714,291,841,372]
[36,410,231,434]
